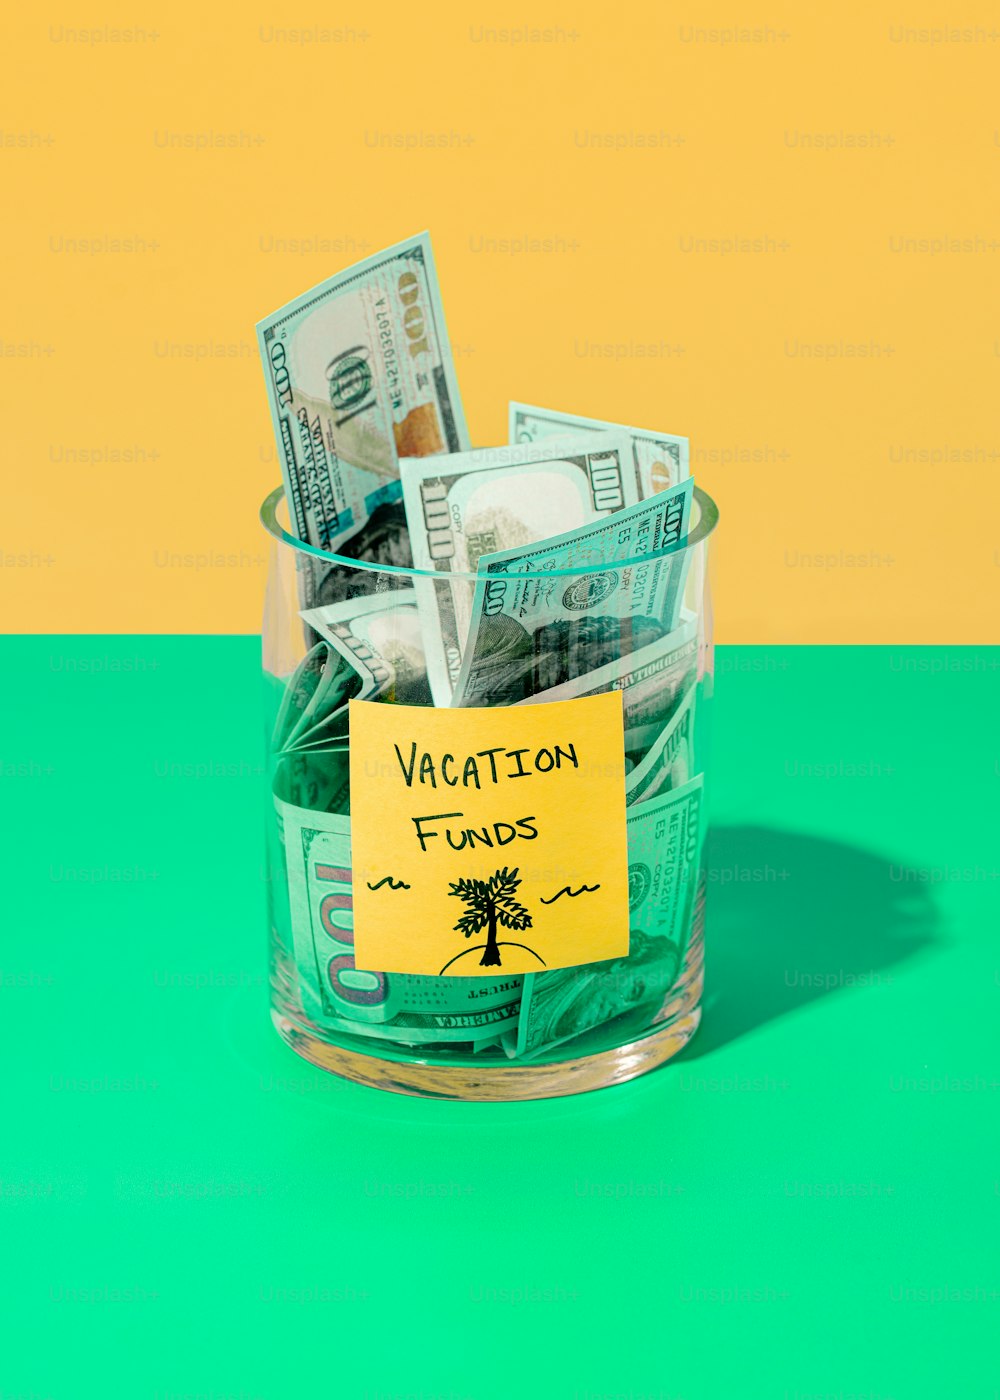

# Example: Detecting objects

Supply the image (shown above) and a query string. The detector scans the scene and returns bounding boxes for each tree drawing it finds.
[448,867,533,968]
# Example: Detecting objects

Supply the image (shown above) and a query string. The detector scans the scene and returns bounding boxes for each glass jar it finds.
[260,485,719,1100]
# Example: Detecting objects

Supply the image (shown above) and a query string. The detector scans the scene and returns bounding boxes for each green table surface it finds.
[2,638,997,1399]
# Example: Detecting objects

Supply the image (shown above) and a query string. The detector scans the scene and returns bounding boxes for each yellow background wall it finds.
[3,2,999,640]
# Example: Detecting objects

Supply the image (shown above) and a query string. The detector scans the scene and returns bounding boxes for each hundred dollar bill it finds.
[517,611,698,757]
[273,643,363,754]
[274,747,352,814]
[625,684,695,805]
[271,643,327,752]
[287,648,352,748]
[400,435,638,704]
[300,587,432,708]
[257,232,469,553]
[509,401,690,499]
[278,796,522,1044]
[454,478,694,707]
[515,776,704,1059]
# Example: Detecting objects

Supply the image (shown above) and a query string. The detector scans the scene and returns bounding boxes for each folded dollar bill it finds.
[278,795,523,1045]
[400,435,639,703]
[514,775,704,1059]
[300,587,432,710]
[625,684,695,804]
[516,611,698,756]
[274,747,352,815]
[272,642,362,754]
[453,478,694,707]
[257,232,470,555]
[271,642,329,753]
[509,401,690,499]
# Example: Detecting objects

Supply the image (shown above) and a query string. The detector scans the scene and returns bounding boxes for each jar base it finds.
[271,1001,702,1102]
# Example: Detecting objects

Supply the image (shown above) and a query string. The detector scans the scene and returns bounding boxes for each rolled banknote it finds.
[453,478,694,708]
[400,435,639,704]
[278,796,522,1045]
[625,684,696,805]
[515,775,704,1059]
[257,232,470,553]
[300,587,432,708]
[509,401,690,499]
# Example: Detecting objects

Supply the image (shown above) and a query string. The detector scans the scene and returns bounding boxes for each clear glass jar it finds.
[260,485,719,1100]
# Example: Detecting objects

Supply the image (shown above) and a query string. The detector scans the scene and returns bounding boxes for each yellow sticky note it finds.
[349,691,629,977]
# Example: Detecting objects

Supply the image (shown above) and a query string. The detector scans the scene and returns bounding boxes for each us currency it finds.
[625,684,696,805]
[274,747,352,814]
[291,498,421,630]
[288,647,352,748]
[515,775,704,1059]
[287,728,351,756]
[273,643,363,754]
[400,435,638,704]
[271,642,328,753]
[518,611,698,759]
[453,477,694,708]
[278,796,522,1044]
[509,401,690,499]
[257,232,469,554]
[300,587,432,708]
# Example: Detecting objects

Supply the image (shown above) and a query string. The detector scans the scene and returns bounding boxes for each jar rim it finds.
[259,483,719,582]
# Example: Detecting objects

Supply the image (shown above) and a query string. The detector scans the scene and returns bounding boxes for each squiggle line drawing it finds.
[539,883,601,905]
[367,876,411,891]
